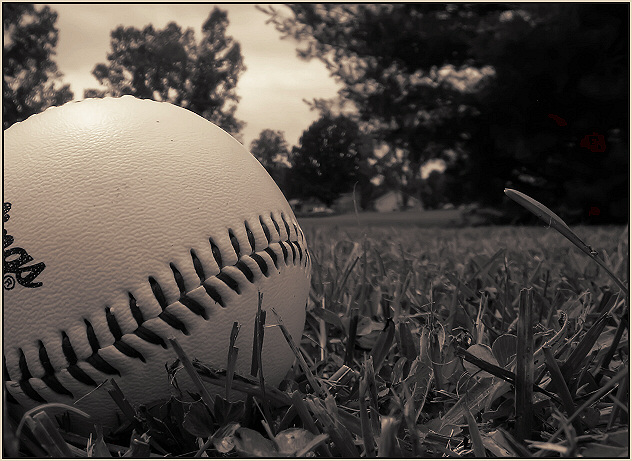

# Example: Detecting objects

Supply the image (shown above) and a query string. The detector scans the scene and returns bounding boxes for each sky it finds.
[47,3,341,149]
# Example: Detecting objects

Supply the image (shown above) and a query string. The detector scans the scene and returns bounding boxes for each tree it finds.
[290,115,370,206]
[421,170,448,210]
[88,8,246,137]
[250,129,291,195]
[261,4,629,222]
[3,4,73,129]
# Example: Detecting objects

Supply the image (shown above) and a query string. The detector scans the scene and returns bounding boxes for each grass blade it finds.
[358,375,376,457]
[30,411,74,457]
[515,288,534,440]
[169,337,216,411]
[371,318,395,374]
[272,307,329,398]
[543,347,582,434]
[377,416,399,457]
[536,365,629,456]
[464,409,486,457]
[505,188,628,295]
[226,321,240,401]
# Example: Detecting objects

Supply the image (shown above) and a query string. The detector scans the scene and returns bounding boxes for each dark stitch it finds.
[209,237,222,267]
[37,341,54,375]
[260,216,271,243]
[37,341,74,397]
[251,254,269,277]
[170,263,186,294]
[9,227,309,402]
[288,241,297,263]
[128,293,144,325]
[20,380,46,402]
[202,282,225,307]
[159,311,189,335]
[61,332,78,364]
[235,260,254,283]
[229,230,240,257]
[84,320,101,353]
[271,214,280,235]
[179,294,208,319]
[149,277,168,309]
[280,241,289,264]
[86,353,120,376]
[113,340,146,362]
[135,325,167,348]
[61,332,97,385]
[18,348,32,379]
[281,214,291,239]
[217,272,240,294]
[190,249,206,282]
[264,247,278,269]
[67,364,97,387]
[245,221,256,252]
[105,307,123,341]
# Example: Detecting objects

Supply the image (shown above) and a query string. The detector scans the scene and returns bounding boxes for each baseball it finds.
[3,96,311,427]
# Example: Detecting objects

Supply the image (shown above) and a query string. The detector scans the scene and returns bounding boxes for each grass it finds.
[5,220,629,457]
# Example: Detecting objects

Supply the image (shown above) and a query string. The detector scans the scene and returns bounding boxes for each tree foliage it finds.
[250,129,290,170]
[88,8,246,137]
[3,3,73,129]
[250,129,291,195]
[262,4,629,222]
[290,115,370,206]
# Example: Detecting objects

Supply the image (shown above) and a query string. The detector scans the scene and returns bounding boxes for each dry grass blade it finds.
[124,431,151,457]
[108,379,142,433]
[168,337,215,410]
[272,307,329,398]
[515,288,534,440]
[505,188,628,295]
[251,293,265,376]
[226,321,240,401]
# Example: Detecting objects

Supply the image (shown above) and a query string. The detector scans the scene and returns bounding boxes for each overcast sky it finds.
[48,3,341,148]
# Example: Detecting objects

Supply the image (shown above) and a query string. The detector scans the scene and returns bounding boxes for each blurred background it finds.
[3,3,629,225]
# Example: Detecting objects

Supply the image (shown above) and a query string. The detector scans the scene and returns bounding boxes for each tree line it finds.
[4,4,628,223]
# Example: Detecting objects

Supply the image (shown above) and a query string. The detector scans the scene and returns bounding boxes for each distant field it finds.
[298,209,464,228]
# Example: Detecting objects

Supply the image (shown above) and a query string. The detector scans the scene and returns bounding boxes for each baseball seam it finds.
[4,212,310,404]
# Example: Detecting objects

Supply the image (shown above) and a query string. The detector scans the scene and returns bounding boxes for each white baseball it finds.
[3,96,311,428]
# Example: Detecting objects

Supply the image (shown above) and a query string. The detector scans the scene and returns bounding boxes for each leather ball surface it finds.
[3,96,311,428]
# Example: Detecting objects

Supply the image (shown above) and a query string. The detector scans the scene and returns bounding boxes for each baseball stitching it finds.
[4,211,310,404]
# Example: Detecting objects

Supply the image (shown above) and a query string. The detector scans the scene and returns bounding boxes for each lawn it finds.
[294,221,628,457]
[8,221,629,457]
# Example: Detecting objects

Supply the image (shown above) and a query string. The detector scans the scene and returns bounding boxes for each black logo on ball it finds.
[3,202,46,290]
